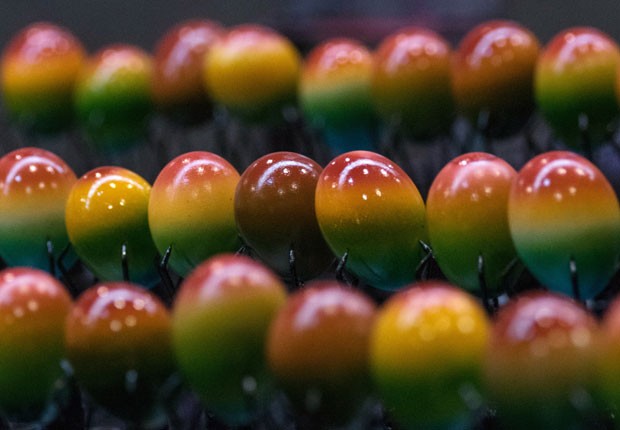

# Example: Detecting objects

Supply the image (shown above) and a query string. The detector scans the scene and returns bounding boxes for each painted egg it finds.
[0,148,77,270]
[597,296,620,413]
[370,281,490,429]
[426,152,520,295]
[202,24,301,122]
[152,19,224,123]
[65,167,159,286]
[484,291,599,429]
[266,280,376,427]
[235,152,333,281]
[315,151,426,290]
[173,254,287,426]
[0,267,71,420]
[372,27,454,138]
[149,151,240,277]
[535,27,620,146]
[508,151,620,299]
[452,20,540,137]
[74,45,153,151]
[1,22,85,133]
[65,282,174,426]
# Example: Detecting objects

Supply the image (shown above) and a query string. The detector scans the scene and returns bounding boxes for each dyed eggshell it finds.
[299,38,375,130]
[149,151,240,277]
[315,151,426,290]
[0,148,77,269]
[266,280,376,426]
[485,291,599,429]
[370,282,489,428]
[426,152,520,295]
[172,254,287,425]
[65,167,159,285]
[508,151,620,299]
[74,45,153,151]
[372,27,454,138]
[235,152,334,281]
[597,297,620,411]
[203,24,301,122]
[0,267,71,418]
[452,20,540,137]
[535,27,620,144]
[65,282,174,424]
[1,22,85,133]
[152,19,224,122]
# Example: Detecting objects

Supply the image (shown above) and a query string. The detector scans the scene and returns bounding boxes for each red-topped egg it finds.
[1,22,85,133]
[74,45,153,151]
[536,27,620,145]
[152,19,224,123]
[65,282,174,426]
[315,151,426,290]
[267,280,377,427]
[0,148,77,270]
[452,20,540,137]
[235,152,334,281]
[370,281,490,429]
[149,151,240,277]
[65,166,159,286]
[485,291,599,429]
[173,254,287,426]
[426,152,520,295]
[508,151,620,299]
[202,24,301,122]
[372,27,454,138]
[0,267,72,421]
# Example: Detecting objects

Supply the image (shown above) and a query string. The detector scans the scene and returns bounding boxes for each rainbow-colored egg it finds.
[152,19,224,123]
[535,27,620,146]
[508,151,620,299]
[65,166,159,286]
[426,152,519,295]
[0,148,77,270]
[372,27,454,138]
[0,267,72,421]
[148,151,241,277]
[173,254,287,426]
[315,151,426,290]
[74,45,153,151]
[235,151,334,281]
[1,22,85,133]
[202,24,301,122]
[370,281,490,429]
[65,282,174,426]
[485,291,599,429]
[452,20,540,137]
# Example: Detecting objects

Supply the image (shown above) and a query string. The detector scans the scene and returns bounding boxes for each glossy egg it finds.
[65,282,174,426]
[315,151,426,290]
[485,291,599,429]
[74,45,153,151]
[65,166,159,285]
[535,27,620,145]
[235,152,334,281]
[266,280,376,427]
[1,22,85,133]
[149,151,240,277]
[203,24,301,122]
[597,296,620,412]
[372,27,454,138]
[0,267,72,420]
[508,151,620,299]
[173,254,287,425]
[152,19,224,123]
[370,281,489,429]
[426,152,520,295]
[0,148,77,270]
[452,20,540,137]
